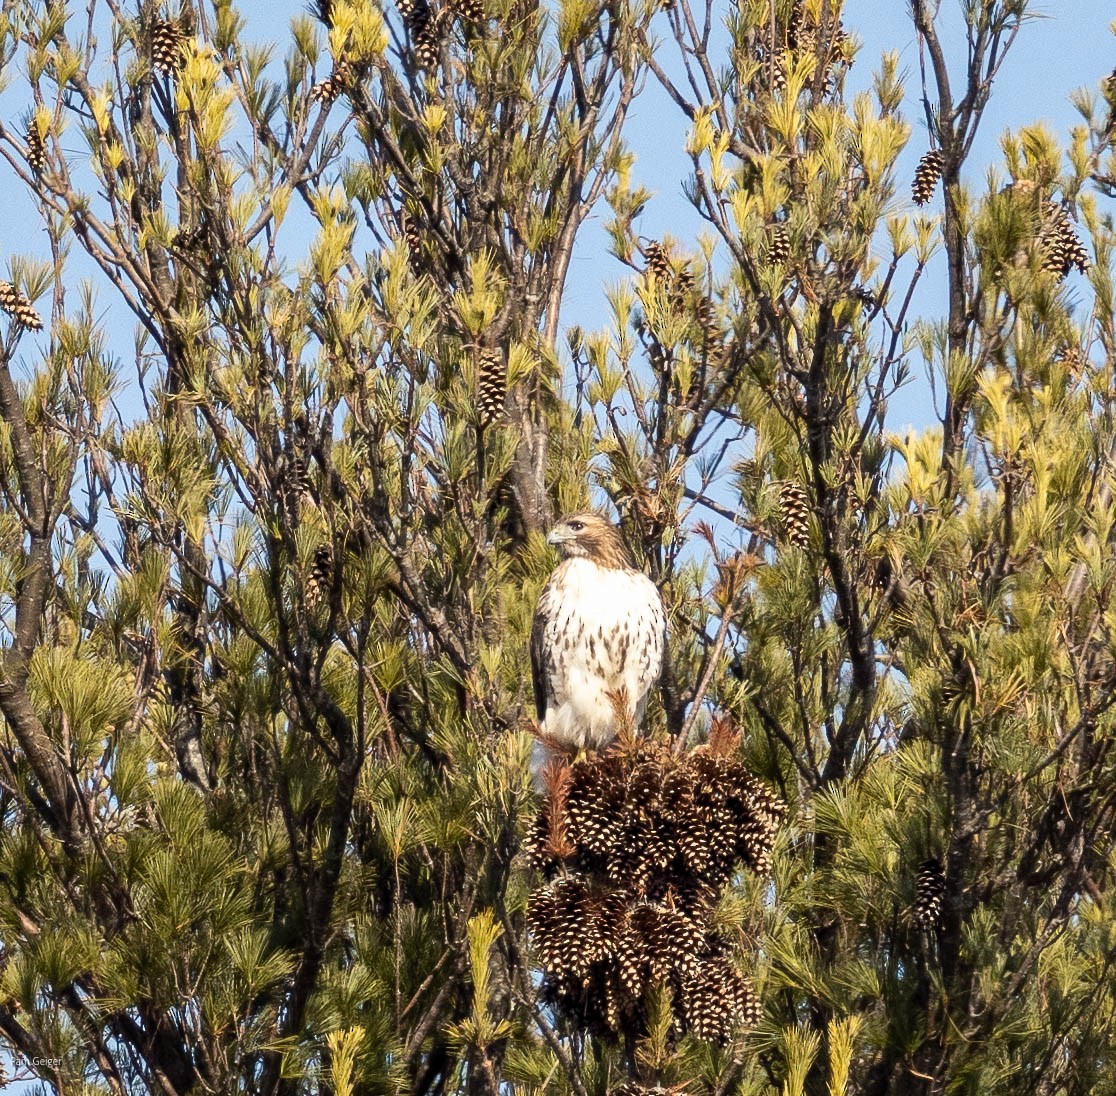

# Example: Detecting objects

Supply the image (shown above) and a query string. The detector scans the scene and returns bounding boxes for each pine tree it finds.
[1,2,1116,1094]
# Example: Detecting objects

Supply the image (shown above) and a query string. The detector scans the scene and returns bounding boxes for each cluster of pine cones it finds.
[527,738,784,1044]
[640,240,721,361]
[912,156,1090,282]
[642,240,703,316]
[751,0,850,96]
[398,0,485,69]
[312,0,486,97]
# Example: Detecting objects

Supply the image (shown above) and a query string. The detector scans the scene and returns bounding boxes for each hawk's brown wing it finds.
[530,578,554,722]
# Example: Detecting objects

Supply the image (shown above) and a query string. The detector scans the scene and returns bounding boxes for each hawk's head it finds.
[546,512,634,569]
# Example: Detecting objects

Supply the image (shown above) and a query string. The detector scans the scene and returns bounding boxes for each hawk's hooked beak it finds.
[546,527,572,546]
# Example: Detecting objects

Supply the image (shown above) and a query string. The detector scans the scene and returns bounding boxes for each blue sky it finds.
[1,2,1113,1092]
[578,1,1115,429]
[5,1,1112,430]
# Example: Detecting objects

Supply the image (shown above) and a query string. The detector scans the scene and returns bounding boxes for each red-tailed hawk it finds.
[531,512,666,751]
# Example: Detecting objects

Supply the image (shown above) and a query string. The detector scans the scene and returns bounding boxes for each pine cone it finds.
[529,875,593,981]
[1061,227,1090,276]
[601,970,630,1035]
[777,480,811,549]
[305,545,333,614]
[413,27,441,68]
[448,0,484,22]
[476,346,506,427]
[767,222,790,266]
[0,283,43,331]
[795,21,818,59]
[171,222,206,252]
[275,452,311,522]
[399,212,425,272]
[596,889,629,952]
[152,19,186,77]
[671,263,695,307]
[525,809,558,874]
[912,149,944,206]
[1054,344,1088,376]
[914,857,946,930]
[26,123,45,177]
[653,905,705,977]
[680,957,758,1042]
[696,294,718,340]
[565,759,624,858]
[1039,201,1089,280]
[766,55,787,95]
[820,27,851,93]
[737,817,778,874]
[311,60,354,102]
[675,812,717,878]
[643,240,673,283]
[732,769,786,830]
[784,0,805,50]
[578,897,617,969]
[406,0,444,68]
[607,820,657,896]
[614,905,650,996]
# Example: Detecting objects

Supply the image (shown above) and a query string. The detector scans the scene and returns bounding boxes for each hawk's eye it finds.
[568,520,585,532]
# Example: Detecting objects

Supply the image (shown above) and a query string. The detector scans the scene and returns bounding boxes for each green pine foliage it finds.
[0,0,1114,1092]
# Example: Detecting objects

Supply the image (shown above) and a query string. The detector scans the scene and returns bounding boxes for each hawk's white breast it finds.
[537,557,665,750]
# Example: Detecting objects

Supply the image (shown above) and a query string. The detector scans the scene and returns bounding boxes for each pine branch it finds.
[0,346,83,852]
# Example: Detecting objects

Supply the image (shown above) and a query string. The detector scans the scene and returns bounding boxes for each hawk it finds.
[531,512,666,751]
